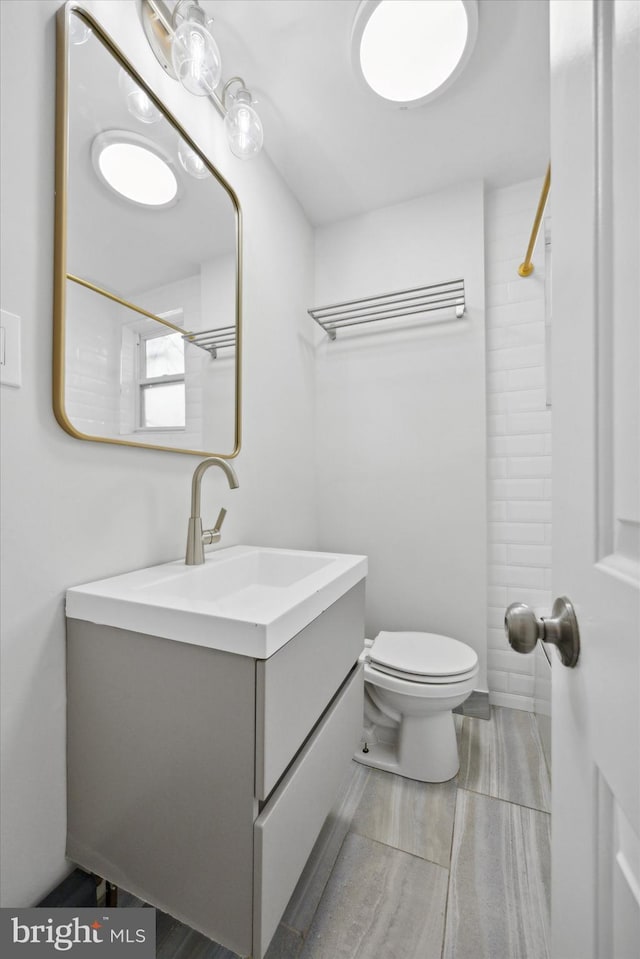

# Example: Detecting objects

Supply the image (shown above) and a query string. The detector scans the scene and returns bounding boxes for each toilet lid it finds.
[369,631,478,683]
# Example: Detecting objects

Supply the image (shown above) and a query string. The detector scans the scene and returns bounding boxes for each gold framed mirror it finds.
[54,4,242,457]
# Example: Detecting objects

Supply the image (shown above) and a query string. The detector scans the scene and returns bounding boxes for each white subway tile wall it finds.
[485,180,552,711]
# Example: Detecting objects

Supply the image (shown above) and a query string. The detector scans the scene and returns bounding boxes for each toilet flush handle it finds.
[504,596,580,668]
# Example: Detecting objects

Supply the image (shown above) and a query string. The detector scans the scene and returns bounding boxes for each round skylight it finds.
[91,132,179,208]
[352,0,478,107]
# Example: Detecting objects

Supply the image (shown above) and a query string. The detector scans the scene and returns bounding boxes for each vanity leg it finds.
[105,881,118,907]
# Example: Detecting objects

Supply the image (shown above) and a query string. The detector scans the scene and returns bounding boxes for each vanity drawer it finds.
[253,663,363,959]
[255,579,365,799]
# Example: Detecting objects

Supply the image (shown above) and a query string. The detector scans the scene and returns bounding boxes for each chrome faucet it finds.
[185,457,239,565]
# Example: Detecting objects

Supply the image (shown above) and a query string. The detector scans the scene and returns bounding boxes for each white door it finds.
[550,1,640,957]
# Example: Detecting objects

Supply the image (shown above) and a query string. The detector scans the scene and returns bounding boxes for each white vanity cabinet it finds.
[66,578,365,959]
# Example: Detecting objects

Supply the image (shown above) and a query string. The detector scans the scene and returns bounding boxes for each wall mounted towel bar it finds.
[183,326,236,358]
[308,279,465,340]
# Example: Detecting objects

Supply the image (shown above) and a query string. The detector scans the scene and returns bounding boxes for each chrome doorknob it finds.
[504,603,541,654]
[504,596,580,668]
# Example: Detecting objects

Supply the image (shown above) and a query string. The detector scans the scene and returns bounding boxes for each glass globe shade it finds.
[69,15,91,46]
[118,69,162,125]
[224,90,263,160]
[171,16,222,97]
[177,140,210,179]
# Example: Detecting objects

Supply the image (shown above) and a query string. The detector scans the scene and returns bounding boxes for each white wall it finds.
[484,178,552,711]
[65,282,121,437]
[0,0,316,907]
[314,183,488,689]
[199,254,237,451]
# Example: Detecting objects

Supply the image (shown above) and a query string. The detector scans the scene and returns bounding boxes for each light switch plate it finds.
[0,309,22,388]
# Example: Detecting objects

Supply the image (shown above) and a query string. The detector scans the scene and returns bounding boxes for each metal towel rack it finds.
[183,325,236,358]
[308,279,465,341]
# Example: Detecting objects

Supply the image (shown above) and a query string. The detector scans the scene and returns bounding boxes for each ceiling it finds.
[200,0,550,225]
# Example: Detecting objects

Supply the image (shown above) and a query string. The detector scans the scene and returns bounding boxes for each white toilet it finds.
[354,630,479,783]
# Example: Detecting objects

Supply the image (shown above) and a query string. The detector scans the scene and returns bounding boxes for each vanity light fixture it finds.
[91,131,180,208]
[142,0,263,159]
[352,0,478,107]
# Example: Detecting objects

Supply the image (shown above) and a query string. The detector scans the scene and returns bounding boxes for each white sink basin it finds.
[66,545,367,658]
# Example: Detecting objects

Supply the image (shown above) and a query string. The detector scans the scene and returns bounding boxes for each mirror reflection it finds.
[55,9,241,456]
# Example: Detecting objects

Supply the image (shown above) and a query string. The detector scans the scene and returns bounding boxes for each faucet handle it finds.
[212,507,227,533]
[202,508,227,546]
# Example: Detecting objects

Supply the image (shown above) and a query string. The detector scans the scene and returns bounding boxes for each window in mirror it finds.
[138,330,186,430]
[143,330,184,380]
[140,381,186,430]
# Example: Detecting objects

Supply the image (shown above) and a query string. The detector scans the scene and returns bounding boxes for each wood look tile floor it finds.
[121,706,551,959]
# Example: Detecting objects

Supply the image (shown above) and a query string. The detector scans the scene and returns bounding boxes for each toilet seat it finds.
[368,630,478,685]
